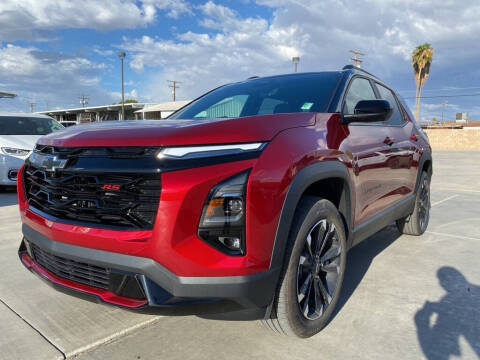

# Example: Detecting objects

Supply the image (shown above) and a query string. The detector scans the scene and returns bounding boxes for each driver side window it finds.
[343,78,376,115]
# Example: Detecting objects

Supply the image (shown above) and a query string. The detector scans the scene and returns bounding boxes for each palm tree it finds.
[412,43,434,121]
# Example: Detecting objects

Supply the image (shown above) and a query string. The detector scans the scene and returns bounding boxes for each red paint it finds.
[37,113,316,147]
[21,253,147,308]
[17,111,426,279]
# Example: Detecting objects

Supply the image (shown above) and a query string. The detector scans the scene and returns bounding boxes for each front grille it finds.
[31,242,110,289]
[23,146,161,230]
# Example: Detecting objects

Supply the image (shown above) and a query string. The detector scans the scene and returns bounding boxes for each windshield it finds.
[170,72,341,120]
[0,116,64,135]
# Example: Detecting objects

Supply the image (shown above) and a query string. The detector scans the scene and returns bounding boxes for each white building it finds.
[134,100,191,119]
[37,101,192,126]
[37,102,156,126]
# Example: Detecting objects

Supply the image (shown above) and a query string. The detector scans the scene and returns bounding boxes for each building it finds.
[134,100,191,119]
[37,102,156,126]
[456,112,468,122]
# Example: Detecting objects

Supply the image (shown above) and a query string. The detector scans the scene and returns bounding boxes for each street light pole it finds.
[292,56,300,73]
[118,52,126,120]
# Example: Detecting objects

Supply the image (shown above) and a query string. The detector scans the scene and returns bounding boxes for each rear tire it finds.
[262,197,347,338]
[396,171,431,236]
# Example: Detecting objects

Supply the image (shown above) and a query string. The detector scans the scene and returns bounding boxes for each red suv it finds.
[18,65,432,338]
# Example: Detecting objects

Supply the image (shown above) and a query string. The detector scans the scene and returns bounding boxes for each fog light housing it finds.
[198,170,249,255]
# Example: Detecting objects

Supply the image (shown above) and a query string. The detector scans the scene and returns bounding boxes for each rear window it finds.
[170,72,341,119]
[0,116,64,135]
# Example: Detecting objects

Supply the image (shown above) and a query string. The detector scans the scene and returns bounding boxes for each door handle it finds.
[383,137,395,146]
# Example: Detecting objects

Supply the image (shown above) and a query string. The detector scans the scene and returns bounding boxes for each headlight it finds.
[198,170,249,255]
[1,147,30,156]
[157,143,265,160]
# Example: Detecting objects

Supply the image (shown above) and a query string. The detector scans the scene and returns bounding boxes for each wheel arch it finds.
[415,151,433,192]
[269,161,353,271]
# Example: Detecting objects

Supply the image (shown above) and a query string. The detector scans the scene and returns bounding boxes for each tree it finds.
[112,99,138,104]
[412,43,434,121]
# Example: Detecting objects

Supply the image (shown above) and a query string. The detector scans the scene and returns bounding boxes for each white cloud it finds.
[122,1,302,101]
[119,0,480,107]
[109,89,140,102]
[0,0,191,40]
[0,44,113,111]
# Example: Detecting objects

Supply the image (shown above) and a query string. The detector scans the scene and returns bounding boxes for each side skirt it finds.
[350,194,415,247]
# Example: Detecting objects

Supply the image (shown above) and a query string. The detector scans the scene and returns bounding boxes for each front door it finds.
[339,76,397,226]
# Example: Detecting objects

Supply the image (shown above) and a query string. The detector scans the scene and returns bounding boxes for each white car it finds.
[0,113,63,187]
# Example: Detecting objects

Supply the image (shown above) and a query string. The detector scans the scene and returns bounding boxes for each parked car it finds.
[17,65,432,338]
[0,113,63,188]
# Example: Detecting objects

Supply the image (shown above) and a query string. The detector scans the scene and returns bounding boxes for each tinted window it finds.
[376,84,404,126]
[193,95,248,118]
[397,95,416,123]
[0,116,64,135]
[171,72,341,119]
[343,77,376,115]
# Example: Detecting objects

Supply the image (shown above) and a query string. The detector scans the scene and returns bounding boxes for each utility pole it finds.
[349,50,365,67]
[29,101,35,113]
[79,94,89,108]
[292,56,300,73]
[118,52,126,120]
[45,100,49,111]
[441,101,446,123]
[168,80,181,102]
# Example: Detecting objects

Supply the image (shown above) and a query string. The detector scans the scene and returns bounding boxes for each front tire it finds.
[262,197,347,338]
[396,171,431,236]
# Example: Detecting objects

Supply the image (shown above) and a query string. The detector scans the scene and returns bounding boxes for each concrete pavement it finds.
[1,151,479,359]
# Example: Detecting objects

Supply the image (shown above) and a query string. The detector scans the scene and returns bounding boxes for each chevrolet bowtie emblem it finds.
[29,152,68,171]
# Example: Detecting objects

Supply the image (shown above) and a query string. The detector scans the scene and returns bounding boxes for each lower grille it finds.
[28,242,146,300]
[31,242,110,290]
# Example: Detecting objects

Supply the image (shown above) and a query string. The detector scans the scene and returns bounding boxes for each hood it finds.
[37,113,316,147]
[0,135,43,150]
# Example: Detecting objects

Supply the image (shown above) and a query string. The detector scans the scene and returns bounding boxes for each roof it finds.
[135,100,192,113]
[0,112,51,118]
[0,91,17,98]
[36,102,156,115]
[342,64,380,80]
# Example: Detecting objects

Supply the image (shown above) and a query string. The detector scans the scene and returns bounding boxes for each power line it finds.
[398,86,480,94]
[404,93,480,99]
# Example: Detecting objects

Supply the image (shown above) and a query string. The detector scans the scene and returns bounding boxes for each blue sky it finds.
[1,0,480,121]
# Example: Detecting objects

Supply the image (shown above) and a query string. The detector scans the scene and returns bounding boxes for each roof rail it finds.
[342,64,377,78]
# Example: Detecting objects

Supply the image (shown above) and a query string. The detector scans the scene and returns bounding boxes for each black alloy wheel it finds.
[297,219,341,320]
[262,197,347,338]
[418,175,430,232]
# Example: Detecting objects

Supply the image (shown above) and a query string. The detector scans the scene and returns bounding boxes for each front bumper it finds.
[20,224,279,318]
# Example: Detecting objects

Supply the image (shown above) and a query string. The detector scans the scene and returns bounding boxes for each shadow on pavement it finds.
[0,187,18,207]
[333,224,401,318]
[415,267,480,360]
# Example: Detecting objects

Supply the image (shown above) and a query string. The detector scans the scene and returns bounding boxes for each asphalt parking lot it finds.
[1,150,479,360]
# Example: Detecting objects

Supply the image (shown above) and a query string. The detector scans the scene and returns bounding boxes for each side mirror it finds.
[342,99,392,124]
